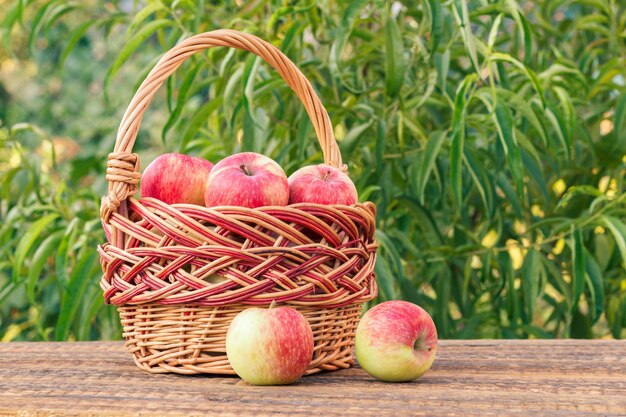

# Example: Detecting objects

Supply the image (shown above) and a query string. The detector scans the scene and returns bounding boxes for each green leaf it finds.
[487,13,503,50]
[406,69,438,110]
[522,249,544,323]
[426,0,443,52]
[571,229,585,314]
[538,63,588,88]
[105,19,173,93]
[243,55,260,109]
[12,213,59,283]
[584,249,604,325]
[496,172,522,218]
[359,185,381,202]
[450,74,476,206]
[242,100,256,152]
[279,21,304,54]
[453,0,480,73]
[0,281,17,305]
[55,217,81,282]
[602,215,626,264]
[385,16,405,97]
[544,105,571,160]
[613,92,626,150]
[434,265,451,337]
[463,148,495,218]
[126,1,167,37]
[295,109,313,162]
[162,61,202,142]
[434,49,450,93]
[2,0,22,53]
[341,0,368,28]
[223,65,244,125]
[522,325,554,339]
[329,0,363,85]
[607,296,623,339]
[418,130,446,204]
[375,119,386,175]
[493,102,525,201]
[26,231,64,304]
[337,121,374,162]
[43,3,81,36]
[553,86,575,148]
[374,253,398,302]
[499,251,519,326]
[28,0,54,53]
[59,20,96,72]
[396,197,444,246]
[556,185,602,210]
[570,307,593,339]
[55,251,99,341]
[180,97,224,152]
[520,146,550,204]
[77,285,102,340]
[376,230,404,281]
[505,0,532,64]
[489,52,545,108]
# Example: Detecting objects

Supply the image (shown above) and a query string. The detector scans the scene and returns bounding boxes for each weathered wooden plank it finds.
[0,340,624,416]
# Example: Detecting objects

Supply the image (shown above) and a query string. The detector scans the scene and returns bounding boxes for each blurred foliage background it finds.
[1,0,625,341]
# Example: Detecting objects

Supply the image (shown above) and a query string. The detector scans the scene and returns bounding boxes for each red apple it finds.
[288,164,358,205]
[204,152,289,208]
[140,153,213,205]
[355,300,438,382]
[226,304,314,385]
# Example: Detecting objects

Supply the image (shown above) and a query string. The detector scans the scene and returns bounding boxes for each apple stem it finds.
[323,170,331,181]
[414,335,429,351]
[269,300,277,309]
[240,164,252,176]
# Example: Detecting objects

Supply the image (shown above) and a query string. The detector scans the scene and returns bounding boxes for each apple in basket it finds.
[226,303,314,385]
[140,153,213,205]
[205,152,289,208]
[355,300,438,382]
[288,164,358,205]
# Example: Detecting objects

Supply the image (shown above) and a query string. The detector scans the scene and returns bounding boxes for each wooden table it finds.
[0,340,624,416]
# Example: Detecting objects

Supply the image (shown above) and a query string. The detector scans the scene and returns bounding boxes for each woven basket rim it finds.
[99,197,378,307]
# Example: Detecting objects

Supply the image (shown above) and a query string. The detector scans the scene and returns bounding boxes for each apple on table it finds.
[226,303,314,385]
[355,300,438,382]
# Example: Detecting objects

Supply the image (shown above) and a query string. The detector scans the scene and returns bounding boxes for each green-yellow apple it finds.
[140,153,213,205]
[204,152,289,208]
[355,300,438,382]
[226,305,313,385]
[288,164,358,205]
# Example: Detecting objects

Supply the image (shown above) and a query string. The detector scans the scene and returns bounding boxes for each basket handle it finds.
[102,29,342,222]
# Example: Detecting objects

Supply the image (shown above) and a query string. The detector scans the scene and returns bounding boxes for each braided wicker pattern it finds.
[100,198,377,307]
[119,304,362,374]
[99,30,378,375]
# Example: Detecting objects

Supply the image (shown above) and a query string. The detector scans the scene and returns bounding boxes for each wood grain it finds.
[0,340,624,416]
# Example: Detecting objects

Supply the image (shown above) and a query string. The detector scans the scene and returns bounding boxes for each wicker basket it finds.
[98,29,378,375]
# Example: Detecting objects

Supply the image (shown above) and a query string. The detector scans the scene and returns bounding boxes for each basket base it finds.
[118,303,364,375]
